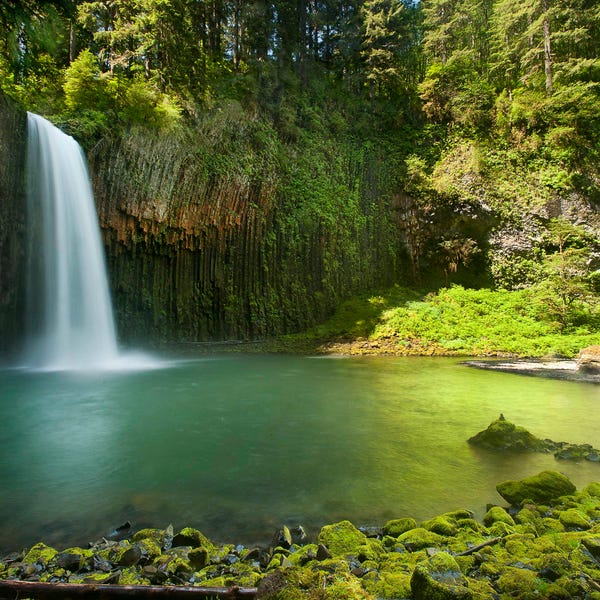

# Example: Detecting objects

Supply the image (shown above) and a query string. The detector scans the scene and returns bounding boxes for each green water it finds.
[1,354,599,552]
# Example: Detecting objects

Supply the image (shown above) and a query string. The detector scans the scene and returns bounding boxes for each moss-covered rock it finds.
[421,516,458,537]
[495,566,540,599]
[559,508,592,530]
[496,470,576,505]
[362,570,412,599]
[22,543,58,567]
[172,527,214,552]
[317,520,367,556]
[468,417,551,452]
[382,517,417,537]
[584,482,600,497]
[483,506,515,527]
[397,528,445,551]
[410,551,472,599]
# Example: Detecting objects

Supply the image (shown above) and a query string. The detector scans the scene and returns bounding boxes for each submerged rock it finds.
[496,470,576,505]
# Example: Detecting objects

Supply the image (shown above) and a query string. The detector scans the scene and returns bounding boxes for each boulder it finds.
[577,345,600,372]
[171,527,214,553]
[382,517,417,537]
[317,520,367,556]
[558,508,591,530]
[496,470,576,505]
[410,551,473,599]
[483,506,515,527]
[468,416,551,452]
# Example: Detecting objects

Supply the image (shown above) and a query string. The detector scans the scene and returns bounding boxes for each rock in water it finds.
[468,416,552,452]
[496,470,576,505]
[577,346,600,372]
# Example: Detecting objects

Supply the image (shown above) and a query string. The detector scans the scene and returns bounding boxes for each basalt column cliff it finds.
[88,123,403,344]
[0,96,26,358]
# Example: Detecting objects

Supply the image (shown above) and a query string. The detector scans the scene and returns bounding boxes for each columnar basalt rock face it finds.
[0,95,26,358]
[88,129,403,343]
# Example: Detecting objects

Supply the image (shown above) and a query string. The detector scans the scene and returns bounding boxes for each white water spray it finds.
[25,113,119,371]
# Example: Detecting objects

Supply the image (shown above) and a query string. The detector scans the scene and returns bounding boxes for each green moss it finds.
[382,517,417,537]
[287,544,318,567]
[323,576,374,599]
[468,418,551,452]
[118,567,150,585]
[542,517,565,533]
[455,518,486,533]
[132,528,164,543]
[22,543,58,566]
[410,552,472,599]
[486,521,515,537]
[559,508,592,530]
[495,567,540,599]
[317,520,367,556]
[483,506,515,527]
[397,528,445,551]
[584,483,600,497]
[357,539,385,562]
[496,470,577,505]
[362,570,412,599]
[421,516,458,537]
[173,527,215,552]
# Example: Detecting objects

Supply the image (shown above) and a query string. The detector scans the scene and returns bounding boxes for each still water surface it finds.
[1,354,599,552]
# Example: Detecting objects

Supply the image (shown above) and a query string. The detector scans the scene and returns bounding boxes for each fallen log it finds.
[0,580,257,600]
[454,537,502,556]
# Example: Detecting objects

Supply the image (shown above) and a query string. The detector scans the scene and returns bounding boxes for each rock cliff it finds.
[88,125,403,343]
[0,95,26,358]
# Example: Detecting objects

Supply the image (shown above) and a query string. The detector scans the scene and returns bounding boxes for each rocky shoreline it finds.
[3,471,600,599]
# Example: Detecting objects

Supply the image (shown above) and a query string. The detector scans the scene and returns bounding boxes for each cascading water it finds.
[24,113,119,371]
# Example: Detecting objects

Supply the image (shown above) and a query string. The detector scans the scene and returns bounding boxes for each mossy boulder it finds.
[496,470,576,505]
[396,528,445,551]
[584,482,600,497]
[483,506,515,527]
[22,543,58,567]
[171,527,214,552]
[317,520,367,556]
[382,517,417,537]
[468,417,551,452]
[495,566,540,599]
[410,551,472,599]
[559,508,592,530]
[421,516,458,537]
[362,570,412,599]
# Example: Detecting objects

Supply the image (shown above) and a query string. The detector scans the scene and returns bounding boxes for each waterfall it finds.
[24,113,119,371]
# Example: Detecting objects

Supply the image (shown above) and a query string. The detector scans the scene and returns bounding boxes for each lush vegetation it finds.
[1,0,599,350]
[281,282,600,357]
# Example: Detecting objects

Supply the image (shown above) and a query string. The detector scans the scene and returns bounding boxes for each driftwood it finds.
[454,537,502,557]
[0,580,257,600]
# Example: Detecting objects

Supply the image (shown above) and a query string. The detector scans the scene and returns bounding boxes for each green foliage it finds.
[372,285,599,356]
[298,284,598,357]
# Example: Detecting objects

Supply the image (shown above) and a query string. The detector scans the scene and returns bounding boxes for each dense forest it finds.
[1,0,600,349]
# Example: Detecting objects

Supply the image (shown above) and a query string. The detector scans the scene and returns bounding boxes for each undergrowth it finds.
[281,284,599,357]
